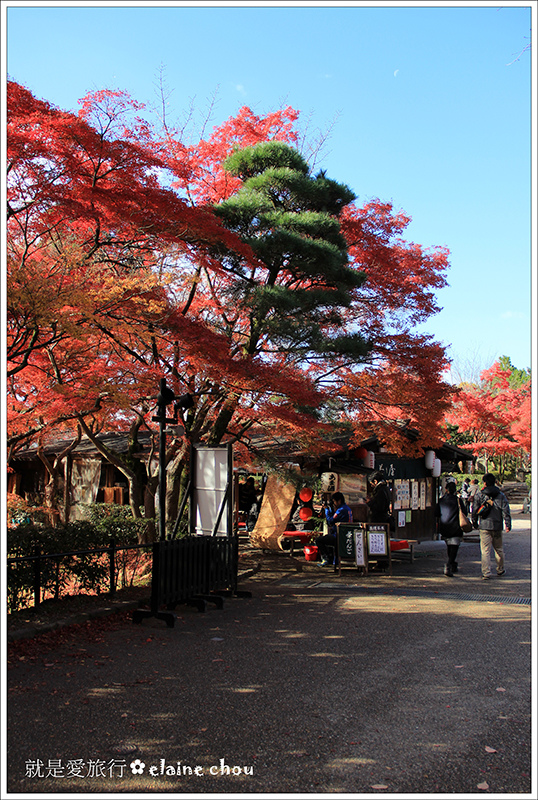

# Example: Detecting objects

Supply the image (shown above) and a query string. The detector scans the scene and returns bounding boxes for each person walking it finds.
[315,491,353,566]
[467,478,480,508]
[435,483,465,577]
[471,473,511,580]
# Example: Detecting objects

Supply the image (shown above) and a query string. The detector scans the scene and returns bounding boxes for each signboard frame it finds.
[190,444,233,537]
[336,522,391,576]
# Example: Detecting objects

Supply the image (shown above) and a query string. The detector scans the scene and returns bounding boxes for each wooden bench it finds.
[389,539,418,562]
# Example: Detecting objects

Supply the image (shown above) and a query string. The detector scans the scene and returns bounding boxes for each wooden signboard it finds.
[336,523,367,575]
[336,523,390,574]
[366,523,391,575]
[337,523,358,560]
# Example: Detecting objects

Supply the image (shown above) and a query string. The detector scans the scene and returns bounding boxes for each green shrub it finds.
[7,505,152,611]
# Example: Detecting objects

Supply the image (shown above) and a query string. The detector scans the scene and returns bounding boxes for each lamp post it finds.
[152,378,194,540]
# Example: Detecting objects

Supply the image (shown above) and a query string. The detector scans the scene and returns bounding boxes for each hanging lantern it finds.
[432,458,442,478]
[364,451,375,469]
[425,450,436,470]
[299,506,313,521]
[299,487,313,502]
[321,472,339,492]
[355,447,368,460]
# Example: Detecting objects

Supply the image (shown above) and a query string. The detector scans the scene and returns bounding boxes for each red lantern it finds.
[355,447,368,460]
[299,506,313,521]
[299,487,313,502]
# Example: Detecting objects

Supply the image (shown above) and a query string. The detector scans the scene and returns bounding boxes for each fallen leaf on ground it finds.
[485,746,497,753]
[496,687,506,692]
[371,785,389,790]
[477,781,490,790]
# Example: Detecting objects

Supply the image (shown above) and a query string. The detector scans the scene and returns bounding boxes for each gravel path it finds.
[6,513,533,796]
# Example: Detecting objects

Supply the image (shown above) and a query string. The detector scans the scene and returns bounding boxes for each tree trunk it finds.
[207,396,239,446]
[165,441,189,527]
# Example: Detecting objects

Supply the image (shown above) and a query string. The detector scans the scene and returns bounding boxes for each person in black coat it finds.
[367,472,392,524]
[435,482,464,576]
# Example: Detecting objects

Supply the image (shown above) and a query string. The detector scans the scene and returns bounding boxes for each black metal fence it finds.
[132,535,248,628]
[7,540,151,610]
[8,535,249,627]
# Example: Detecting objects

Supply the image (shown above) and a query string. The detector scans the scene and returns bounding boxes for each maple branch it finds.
[506,41,531,66]
[181,263,203,315]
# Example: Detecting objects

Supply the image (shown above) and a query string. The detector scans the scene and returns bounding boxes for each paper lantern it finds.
[355,447,368,460]
[364,450,375,469]
[321,472,339,492]
[299,506,313,521]
[425,450,436,470]
[432,458,442,478]
[299,487,313,502]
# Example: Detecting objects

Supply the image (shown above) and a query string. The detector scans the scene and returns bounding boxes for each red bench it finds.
[280,530,314,556]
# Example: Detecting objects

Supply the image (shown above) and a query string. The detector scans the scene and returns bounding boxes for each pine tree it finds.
[208,141,371,443]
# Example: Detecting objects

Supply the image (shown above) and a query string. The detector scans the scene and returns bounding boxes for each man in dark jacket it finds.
[471,473,511,580]
[367,472,392,524]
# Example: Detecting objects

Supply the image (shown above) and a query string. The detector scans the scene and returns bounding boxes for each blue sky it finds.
[3,0,535,380]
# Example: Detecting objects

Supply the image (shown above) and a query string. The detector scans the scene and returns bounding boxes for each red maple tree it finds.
[444,359,531,479]
[7,81,455,533]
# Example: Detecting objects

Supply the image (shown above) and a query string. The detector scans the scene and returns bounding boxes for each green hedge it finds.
[7,505,151,612]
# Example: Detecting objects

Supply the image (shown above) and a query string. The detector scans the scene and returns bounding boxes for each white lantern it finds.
[364,450,375,469]
[425,450,436,470]
[432,458,442,478]
[321,472,339,492]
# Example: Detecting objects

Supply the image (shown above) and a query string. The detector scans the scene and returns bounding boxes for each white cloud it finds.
[394,69,399,77]
[236,84,247,96]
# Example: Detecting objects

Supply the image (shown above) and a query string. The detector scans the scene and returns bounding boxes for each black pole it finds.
[33,545,41,608]
[158,378,167,541]
[109,539,116,597]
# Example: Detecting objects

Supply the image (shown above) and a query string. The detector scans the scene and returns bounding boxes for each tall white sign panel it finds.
[192,445,232,536]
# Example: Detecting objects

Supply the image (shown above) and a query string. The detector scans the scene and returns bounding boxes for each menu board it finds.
[336,523,391,574]
[420,480,426,510]
[355,529,366,566]
[426,478,433,507]
[393,479,401,510]
[368,528,388,556]
[394,480,410,510]
[411,480,420,510]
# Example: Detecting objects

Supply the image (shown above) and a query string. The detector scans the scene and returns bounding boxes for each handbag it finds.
[458,507,473,533]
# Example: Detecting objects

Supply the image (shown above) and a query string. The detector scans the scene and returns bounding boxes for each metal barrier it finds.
[8,535,250,627]
[132,535,250,628]
[7,541,151,609]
